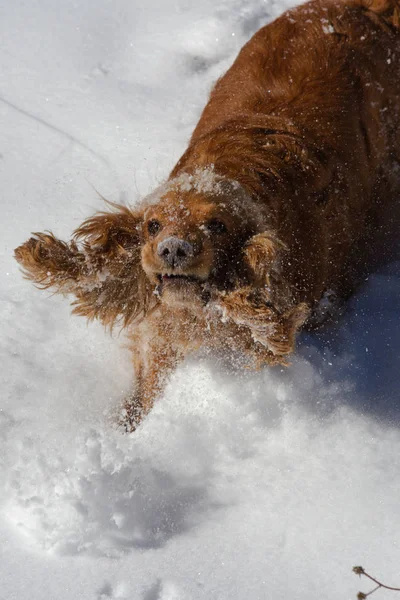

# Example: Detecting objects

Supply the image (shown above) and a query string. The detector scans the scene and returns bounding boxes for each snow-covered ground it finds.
[1,0,400,598]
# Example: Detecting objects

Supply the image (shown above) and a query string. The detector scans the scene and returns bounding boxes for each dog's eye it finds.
[147,219,162,236]
[206,219,227,235]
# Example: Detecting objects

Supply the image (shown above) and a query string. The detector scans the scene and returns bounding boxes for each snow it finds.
[1,0,400,598]
[168,167,228,196]
[143,167,236,211]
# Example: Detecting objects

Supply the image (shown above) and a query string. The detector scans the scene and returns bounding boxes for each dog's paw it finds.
[116,396,147,434]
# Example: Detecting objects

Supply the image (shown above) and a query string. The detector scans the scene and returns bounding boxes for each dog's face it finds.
[140,179,256,307]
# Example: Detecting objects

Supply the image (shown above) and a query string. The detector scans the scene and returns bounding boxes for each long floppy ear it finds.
[214,231,310,358]
[243,231,287,288]
[14,204,156,328]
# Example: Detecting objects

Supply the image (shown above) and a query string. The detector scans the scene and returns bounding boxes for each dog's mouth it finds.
[155,272,211,305]
[157,273,204,285]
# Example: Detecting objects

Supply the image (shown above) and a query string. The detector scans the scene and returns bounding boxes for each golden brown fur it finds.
[15,0,400,431]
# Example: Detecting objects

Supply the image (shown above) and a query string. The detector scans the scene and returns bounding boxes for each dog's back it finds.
[173,0,400,303]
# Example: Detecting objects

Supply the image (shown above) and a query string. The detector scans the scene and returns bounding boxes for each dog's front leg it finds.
[121,335,182,432]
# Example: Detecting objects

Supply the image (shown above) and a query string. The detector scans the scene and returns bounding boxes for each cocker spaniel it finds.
[15,0,400,431]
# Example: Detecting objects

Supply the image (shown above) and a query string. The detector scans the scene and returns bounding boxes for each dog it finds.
[15,0,400,431]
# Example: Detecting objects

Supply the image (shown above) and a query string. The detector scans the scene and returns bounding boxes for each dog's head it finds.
[140,170,264,307]
[15,168,292,333]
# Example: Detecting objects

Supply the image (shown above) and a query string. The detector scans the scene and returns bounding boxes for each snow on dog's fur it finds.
[15,0,400,431]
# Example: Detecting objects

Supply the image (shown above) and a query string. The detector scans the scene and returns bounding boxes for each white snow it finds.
[1,0,400,599]
[168,167,227,195]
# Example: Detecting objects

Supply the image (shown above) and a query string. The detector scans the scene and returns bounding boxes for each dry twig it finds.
[353,566,400,599]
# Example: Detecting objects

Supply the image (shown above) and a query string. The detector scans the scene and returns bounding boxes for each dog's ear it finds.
[243,231,287,288]
[14,204,156,328]
[216,231,309,358]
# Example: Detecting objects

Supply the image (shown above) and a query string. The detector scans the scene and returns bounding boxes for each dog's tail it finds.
[356,0,400,26]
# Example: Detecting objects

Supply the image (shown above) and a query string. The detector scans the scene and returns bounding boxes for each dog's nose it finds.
[157,236,194,267]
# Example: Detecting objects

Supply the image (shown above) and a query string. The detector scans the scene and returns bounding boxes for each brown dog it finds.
[15,0,400,431]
